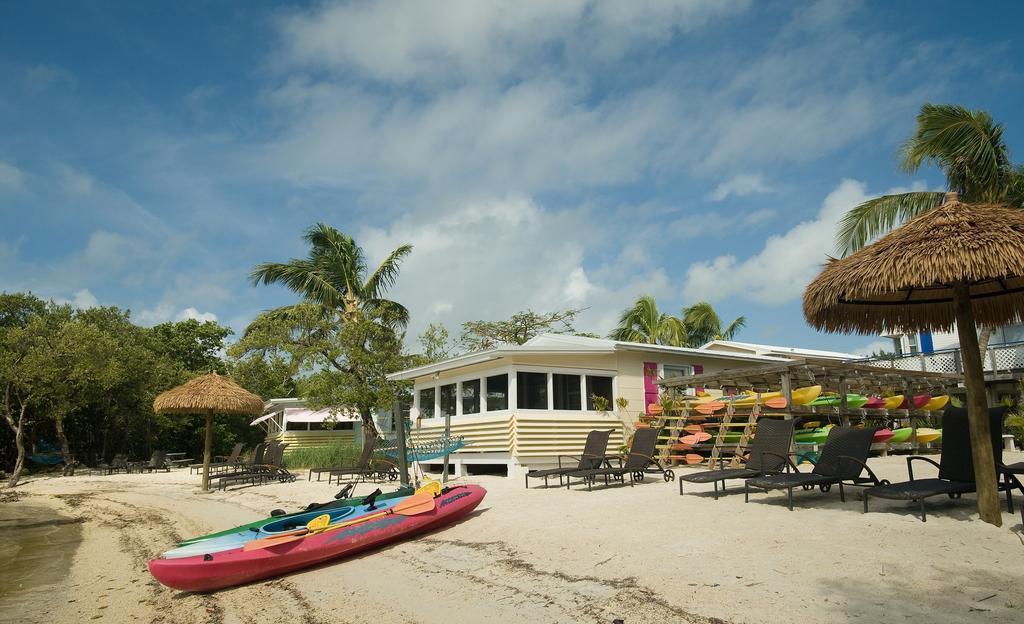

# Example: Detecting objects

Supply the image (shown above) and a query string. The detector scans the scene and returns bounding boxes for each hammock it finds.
[376,428,466,463]
[27,441,65,465]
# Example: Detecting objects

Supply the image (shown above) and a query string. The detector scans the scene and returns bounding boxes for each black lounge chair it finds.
[864,406,1006,522]
[217,442,296,489]
[525,429,614,489]
[191,442,244,475]
[99,453,129,475]
[309,432,376,482]
[564,428,673,490]
[744,426,883,510]
[214,441,268,488]
[135,450,169,473]
[678,418,796,498]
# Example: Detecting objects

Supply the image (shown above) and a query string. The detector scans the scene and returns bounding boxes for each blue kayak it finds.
[161,496,407,559]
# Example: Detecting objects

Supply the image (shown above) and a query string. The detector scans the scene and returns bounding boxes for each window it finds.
[486,374,508,411]
[418,388,435,418]
[517,372,548,409]
[552,373,581,410]
[439,384,457,418]
[586,375,614,410]
[286,420,308,431]
[462,379,480,415]
[663,365,692,379]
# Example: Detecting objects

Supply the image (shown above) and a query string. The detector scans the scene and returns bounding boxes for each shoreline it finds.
[5,455,1024,623]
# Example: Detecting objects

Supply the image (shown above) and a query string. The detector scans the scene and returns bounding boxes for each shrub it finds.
[284,440,361,469]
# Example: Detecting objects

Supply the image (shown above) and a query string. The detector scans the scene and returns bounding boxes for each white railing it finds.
[851,341,1024,376]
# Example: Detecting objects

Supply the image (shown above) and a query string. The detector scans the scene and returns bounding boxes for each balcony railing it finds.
[850,341,1024,376]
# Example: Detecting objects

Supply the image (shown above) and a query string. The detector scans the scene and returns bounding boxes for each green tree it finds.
[147,319,233,373]
[417,322,454,363]
[459,308,584,350]
[251,223,413,329]
[837,104,1023,254]
[609,296,683,345]
[610,296,744,347]
[680,301,746,346]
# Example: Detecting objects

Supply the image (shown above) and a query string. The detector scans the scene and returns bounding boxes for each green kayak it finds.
[178,486,414,546]
[888,428,913,445]
[794,426,832,445]
[808,394,869,408]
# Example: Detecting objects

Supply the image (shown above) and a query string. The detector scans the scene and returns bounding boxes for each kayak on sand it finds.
[149,484,487,592]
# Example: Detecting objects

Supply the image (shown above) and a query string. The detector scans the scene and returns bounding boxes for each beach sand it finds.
[4,452,1023,624]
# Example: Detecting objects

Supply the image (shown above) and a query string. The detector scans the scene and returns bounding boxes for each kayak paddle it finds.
[243,491,436,551]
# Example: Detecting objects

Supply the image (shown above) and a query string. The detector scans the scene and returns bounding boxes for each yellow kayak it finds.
[922,395,949,411]
[730,385,823,407]
[882,395,905,410]
[916,428,942,444]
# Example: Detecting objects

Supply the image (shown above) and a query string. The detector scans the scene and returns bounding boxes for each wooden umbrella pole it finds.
[202,411,214,492]
[952,282,1001,526]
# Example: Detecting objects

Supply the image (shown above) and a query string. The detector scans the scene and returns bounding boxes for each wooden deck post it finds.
[394,399,410,488]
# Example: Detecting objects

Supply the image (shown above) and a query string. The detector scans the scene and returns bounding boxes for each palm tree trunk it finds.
[977,325,994,359]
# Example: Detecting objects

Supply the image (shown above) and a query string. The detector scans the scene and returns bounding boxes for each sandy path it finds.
[7,452,1024,624]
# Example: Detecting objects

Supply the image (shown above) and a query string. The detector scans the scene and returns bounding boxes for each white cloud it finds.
[683,179,930,305]
[278,0,750,84]
[0,161,28,194]
[135,304,219,326]
[71,289,99,309]
[708,173,773,201]
[57,165,95,197]
[851,339,892,357]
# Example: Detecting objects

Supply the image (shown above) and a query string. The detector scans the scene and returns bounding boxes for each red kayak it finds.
[872,428,895,444]
[149,484,486,592]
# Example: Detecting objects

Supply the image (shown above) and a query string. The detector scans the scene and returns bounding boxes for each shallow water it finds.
[0,502,82,621]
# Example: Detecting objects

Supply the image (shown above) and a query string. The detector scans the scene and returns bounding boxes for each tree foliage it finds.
[837,104,1024,254]
[459,308,584,350]
[609,296,745,347]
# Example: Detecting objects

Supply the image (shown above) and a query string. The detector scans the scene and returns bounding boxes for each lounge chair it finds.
[216,442,296,489]
[525,429,614,489]
[99,453,129,475]
[135,450,170,473]
[308,435,375,482]
[213,442,268,488]
[564,428,673,491]
[864,406,1006,521]
[744,427,883,510]
[190,442,244,475]
[678,418,796,498]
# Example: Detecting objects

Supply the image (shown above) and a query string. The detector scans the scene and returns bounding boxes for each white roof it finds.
[252,400,360,426]
[387,333,788,381]
[698,339,859,361]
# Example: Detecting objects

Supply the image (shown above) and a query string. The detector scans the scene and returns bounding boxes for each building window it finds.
[439,384,457,418]
[486,374,508,411]
[419,388,435,418]
[552,373,581,410]
[286,420,308,431]
[586,375,614,410]
[517,372,548,409]
[663,365,692,379]
[462,379,480,415]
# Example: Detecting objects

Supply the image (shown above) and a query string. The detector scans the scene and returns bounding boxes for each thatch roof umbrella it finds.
[153,372,264,491]
[804,192,1024,526]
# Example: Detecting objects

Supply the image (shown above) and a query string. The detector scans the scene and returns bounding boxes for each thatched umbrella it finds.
[153,372,264,491]
[804,192,1024,526]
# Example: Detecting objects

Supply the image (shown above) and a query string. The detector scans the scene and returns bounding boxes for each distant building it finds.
[252,398,366,456]
[386,333,858,478]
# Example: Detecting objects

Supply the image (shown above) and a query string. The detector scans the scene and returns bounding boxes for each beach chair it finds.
[564,428,672,491]
[99,454,129,475]
[744,426,883,510]
[190,442,244,475]
[214,442,268,489]
[311,431,377,483]
[678,418,796,498]
[524,429,614,489]
[136,450,170,473]
[864,406,1006,521]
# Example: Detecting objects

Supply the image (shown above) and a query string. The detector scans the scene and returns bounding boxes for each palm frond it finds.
[719,315,746,340]
[363,244,414,299]
[835,191,944,255]
[900,104,1010,202]
[362,299,411,330]
[250,259,345,309]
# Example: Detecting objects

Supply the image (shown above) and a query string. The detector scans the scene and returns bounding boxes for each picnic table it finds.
[166,452,194,468]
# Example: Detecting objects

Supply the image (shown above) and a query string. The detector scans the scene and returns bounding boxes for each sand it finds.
[3,452,1023,624]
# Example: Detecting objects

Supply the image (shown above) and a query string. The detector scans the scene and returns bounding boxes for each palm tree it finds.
[251,223,413,328]
[609,297,745,347]
[836,104,1024,351]
[609,296,683,345]
[680,301,746,346]
[837,104,1023,254]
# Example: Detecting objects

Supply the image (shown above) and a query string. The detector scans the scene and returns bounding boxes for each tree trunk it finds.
[4,404,28,488]
[54,415,73,466]
[360,407,378,436]
[952,282,1001,526]
[201,412,213,492]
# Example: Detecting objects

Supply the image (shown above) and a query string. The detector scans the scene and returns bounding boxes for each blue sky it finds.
[2,1,1022,355]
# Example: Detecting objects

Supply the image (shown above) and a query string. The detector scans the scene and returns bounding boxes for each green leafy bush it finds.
[283,440,360,469]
